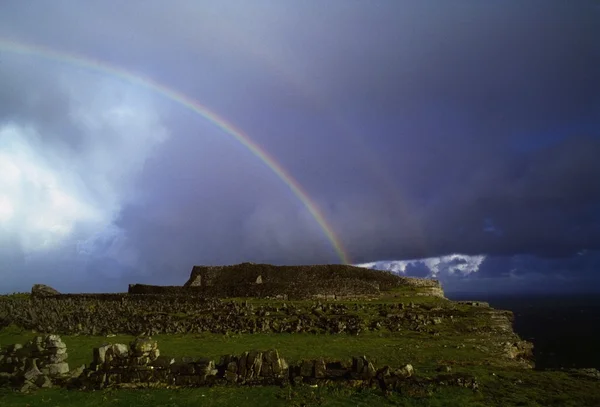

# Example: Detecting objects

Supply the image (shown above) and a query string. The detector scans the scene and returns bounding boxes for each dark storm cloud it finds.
[1,1,599,292]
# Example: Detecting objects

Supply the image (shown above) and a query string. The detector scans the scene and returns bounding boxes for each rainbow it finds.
[0,38,351,264]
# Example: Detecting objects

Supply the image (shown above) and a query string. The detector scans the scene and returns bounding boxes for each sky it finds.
[0,1,599,294]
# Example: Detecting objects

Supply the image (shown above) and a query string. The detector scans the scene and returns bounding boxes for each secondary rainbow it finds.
[0,38,351,264]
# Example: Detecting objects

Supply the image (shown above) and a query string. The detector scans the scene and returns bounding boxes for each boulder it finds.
[31,284,60,297]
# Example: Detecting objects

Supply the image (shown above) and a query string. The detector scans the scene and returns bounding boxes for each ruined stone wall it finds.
[1,335,482,393]
[127,285,212,295]
[129,279,383,299]
[0,334,81,392]
[82,338,421,390]
[0,295,516,337]
[0,335,478,391]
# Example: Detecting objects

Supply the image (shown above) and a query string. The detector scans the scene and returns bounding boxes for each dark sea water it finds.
[446,292,600,370]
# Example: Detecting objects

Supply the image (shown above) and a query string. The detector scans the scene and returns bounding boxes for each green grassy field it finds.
[1,323,599,407]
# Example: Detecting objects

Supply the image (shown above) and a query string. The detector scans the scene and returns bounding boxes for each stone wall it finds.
[0,334,81,392]
[2,335,532,393]
[82,338,414,390]
[127,285,209,295]
[0,295,515,337]
[129,280,384,300]
[18,336,479,393]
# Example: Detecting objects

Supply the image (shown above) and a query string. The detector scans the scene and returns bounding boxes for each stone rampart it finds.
[178,263,444,299]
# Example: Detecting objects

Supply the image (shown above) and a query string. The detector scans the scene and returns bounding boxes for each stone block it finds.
[23,359,42,381]
[300,360,314,377]
[149,348,160,361]
[131,355,151,366]
[195,358,216,377]
[237,352,248,378]
[352,356,365,374]
[261,362,273,377]
[225,370,238,383]
[46,362,69,376]
[19,380,37,393]
[365,361,377,379]
[130,338,157,356]
[34,374,52,388]
[93,344,111,365]
[151,356,175,368]
[111,344,129,359]
[47,352,68,364]
[227,361,238,373]
[44,335,66,349]
[246,351,263,378]
[314,358,326,378]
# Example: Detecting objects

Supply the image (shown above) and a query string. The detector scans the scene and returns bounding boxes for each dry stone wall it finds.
[1,335,527,393]
[0,334,81,392]
[130,280,384,299]
[0,335,479,393]
[0,295,516,337]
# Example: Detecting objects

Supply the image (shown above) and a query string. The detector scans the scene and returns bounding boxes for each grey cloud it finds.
[0,1,599,292]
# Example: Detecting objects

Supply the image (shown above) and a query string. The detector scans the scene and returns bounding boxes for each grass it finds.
[0,326,487,371]
[0,385,486,407]
[2,324,600,406]
[2,289,599,407]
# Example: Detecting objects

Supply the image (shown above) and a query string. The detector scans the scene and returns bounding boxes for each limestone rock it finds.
[68,365,85,380]
[130,337,158,357]
[31,284,60,297]
[46,362,69,376]
[44,335,66,349]
[151,356,175,368]
[111,343,129,359]
[34,374,52,388]
[395,364,414,378]
[22,359,42,381]
[93,344,111,365]
[19,380,37,393]
[314,358,326,378]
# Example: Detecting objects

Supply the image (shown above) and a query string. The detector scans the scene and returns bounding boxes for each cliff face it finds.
[181,263,444,300]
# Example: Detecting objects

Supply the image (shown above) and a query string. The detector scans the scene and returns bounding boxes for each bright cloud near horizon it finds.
[1,1,599,294]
